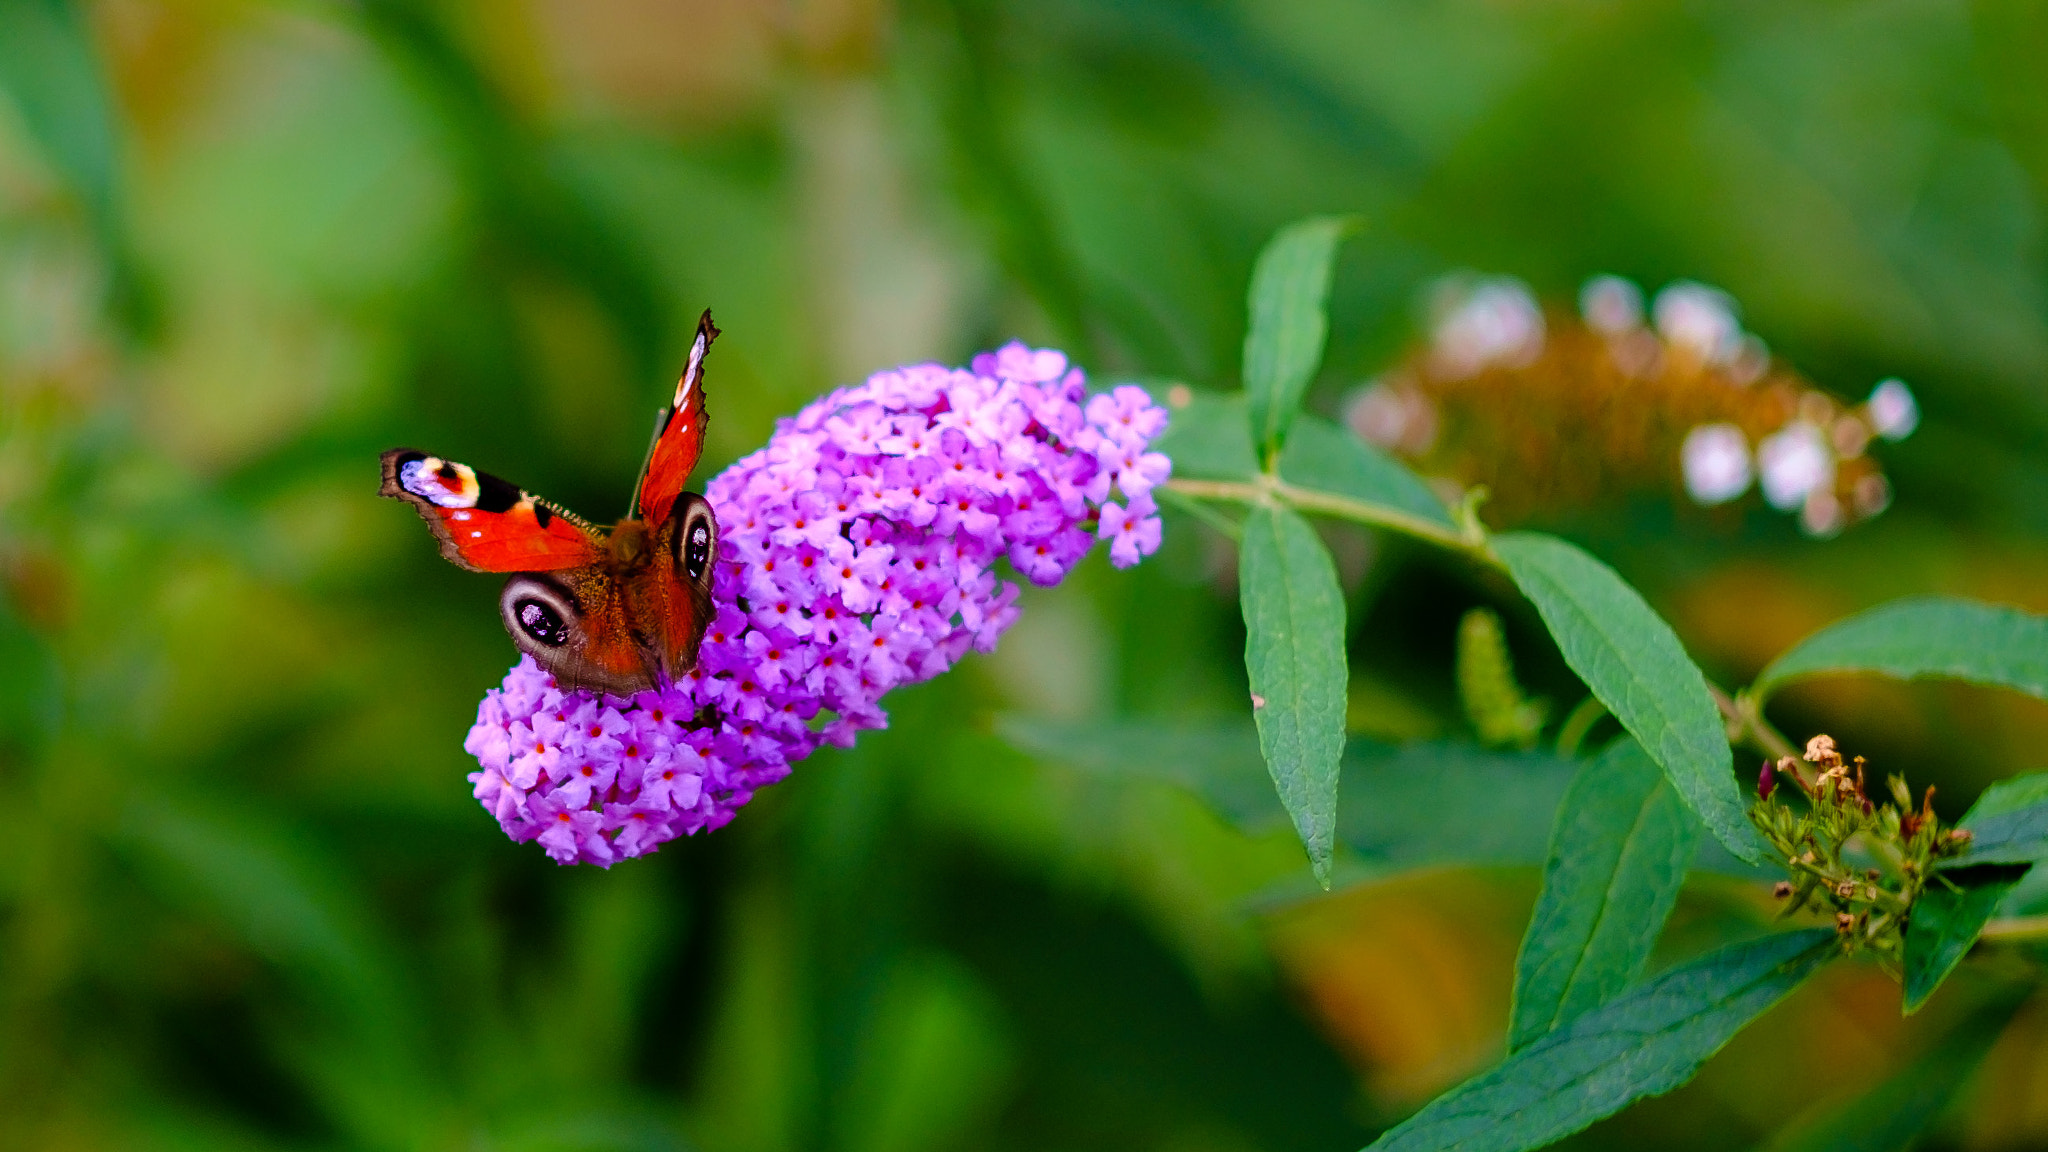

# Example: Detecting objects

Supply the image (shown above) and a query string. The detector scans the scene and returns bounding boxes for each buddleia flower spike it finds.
[464,344,1171,865]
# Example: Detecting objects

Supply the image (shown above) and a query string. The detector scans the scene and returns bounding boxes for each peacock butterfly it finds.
[381,310,721,696]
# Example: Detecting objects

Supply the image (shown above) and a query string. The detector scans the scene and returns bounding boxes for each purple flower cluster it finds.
[464,345,1170,865]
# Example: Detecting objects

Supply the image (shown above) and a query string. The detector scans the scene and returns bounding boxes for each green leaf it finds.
[1339,742,1575,870]
[1754,596,2048,703]
[996,715,1285,833]
[1155,392,1260,481]
[1942,771,2048,867]
[1494,532,1765,864]
[1365,930,1836,1152]
[1760,986,2028,1152]
[0,0,121,230]
[1239,504,1350,886]
[0,0,154,332]
[1902,864,2029,1013]
[1243,215,1357,457]
[0,592,60,750]
[1277,413,1455,528]
[1509,740,1699,1051]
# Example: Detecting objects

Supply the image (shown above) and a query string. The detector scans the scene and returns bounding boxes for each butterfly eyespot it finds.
[515,598,571,647]
[686,524,711,577]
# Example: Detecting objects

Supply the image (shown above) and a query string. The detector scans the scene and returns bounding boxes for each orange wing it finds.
[636,310,717,526]
[380,449,604,573]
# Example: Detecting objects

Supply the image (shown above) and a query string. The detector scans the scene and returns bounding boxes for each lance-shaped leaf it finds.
[1901,864,2029,1014]
[1509,739,1699,1050]
[1494,532,1765,864]
[0,0,153,331]
[1155,391,1260,481]
[1366,930,1836,1152]
[1945,771,2048,868]
[0,0,121,235]
[1754,596,2048,703]
[1239,504,1349,886]
[1760,986,2027,1152]
[1277,414,1456,529]
[1243,215,1357,457]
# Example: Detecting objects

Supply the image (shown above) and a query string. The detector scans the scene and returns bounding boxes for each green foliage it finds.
[1509,739,1697,1051]
[1153,392,1260,482]
[999,714,1590,870]
[1337,741,1576,871]
[1277,413,1456,529]
[1242,215,1357,459]
[1754,597,2048,703]
[1493,532,1765,864]
[1902,866,2029,1013]
[996,715,1283,833]
[1239,503,1349,886]
[0,0,113,220]
[1949,771,2048,867]
[0,0,151,330]
[1366,930,1837,1152]
[2,2,2046,1145]
[1456,608,1549,749]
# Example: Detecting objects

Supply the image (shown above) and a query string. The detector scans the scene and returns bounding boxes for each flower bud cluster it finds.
[463,345,1170,865]
[1346,274,1914,534]
[1752,734,1972,964]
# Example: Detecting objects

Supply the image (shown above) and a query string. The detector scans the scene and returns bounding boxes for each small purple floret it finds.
[465,344,1171,865]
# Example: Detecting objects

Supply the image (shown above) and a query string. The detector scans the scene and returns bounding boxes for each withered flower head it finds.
[1346,275,1913,533]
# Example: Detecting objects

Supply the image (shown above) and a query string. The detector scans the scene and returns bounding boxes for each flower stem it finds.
[1554,694,1608,757]
[1981,914,2048,944]
[1156,485,1243,541]
[1710,683,1801,763]
[1163,476,1487,558]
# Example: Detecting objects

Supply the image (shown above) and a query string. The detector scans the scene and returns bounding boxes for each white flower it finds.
[1653,281,1743,366]
[1430,276,1544,377]
[1681,424,1752,505]
[1757,422,1835,511]
[1867,378,1919,441]
[1580,275,1644,337]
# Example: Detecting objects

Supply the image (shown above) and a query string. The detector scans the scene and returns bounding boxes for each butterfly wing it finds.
[505,501,718,696]
[646,491,721,681]
[380,449,604,572]
[636,309,717,526]
[500,568,662,697]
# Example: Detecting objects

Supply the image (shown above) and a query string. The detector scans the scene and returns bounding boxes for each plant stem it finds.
[1981,914,2048,944]
[1156,485,1243,541]
[1164,475,1487,557]
[1709,683,1801,764]
[1553,694,1607,757]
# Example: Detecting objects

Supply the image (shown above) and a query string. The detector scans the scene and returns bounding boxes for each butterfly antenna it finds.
[627,404,670,521]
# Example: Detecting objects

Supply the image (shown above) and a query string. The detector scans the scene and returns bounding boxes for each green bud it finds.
[1456,607,1549,749]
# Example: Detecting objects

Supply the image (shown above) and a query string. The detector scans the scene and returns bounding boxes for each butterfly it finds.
[381,310,722,697]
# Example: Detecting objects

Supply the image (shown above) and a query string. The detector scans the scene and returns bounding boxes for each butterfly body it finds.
[382,312,721,697]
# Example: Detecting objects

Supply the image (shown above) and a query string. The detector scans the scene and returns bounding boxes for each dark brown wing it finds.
[499,568,661,697]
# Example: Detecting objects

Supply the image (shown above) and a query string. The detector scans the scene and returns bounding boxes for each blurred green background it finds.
[3,1,2048,1149]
